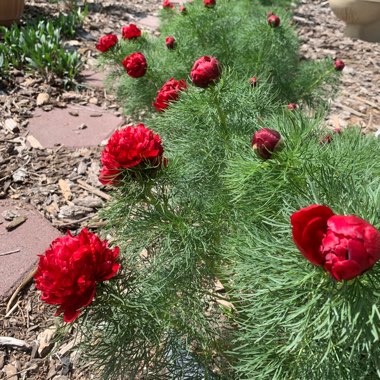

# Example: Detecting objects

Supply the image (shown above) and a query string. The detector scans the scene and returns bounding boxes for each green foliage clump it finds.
[0,7,86,84]
[73,64,380,380]
[99,0,338,116]
[222,123,380,379]
[48,2,380,380]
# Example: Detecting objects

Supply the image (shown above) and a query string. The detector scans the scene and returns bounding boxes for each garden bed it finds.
[0,0,379,379]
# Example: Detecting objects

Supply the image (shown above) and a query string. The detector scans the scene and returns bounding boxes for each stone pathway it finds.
[28,105,122,148]
[0,199,60,302]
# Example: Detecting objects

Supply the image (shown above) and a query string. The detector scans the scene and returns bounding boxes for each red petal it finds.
[291,205,334,266]
[328,259,362,281]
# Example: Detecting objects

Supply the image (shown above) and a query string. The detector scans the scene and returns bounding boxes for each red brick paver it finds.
[138,15,160,31]
[0,200,61,301]
[27,105,123,148]
[81,70,106,89]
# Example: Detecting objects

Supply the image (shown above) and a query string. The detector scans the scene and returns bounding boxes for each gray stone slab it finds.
[27,104,123,148]
[0,199,61,301]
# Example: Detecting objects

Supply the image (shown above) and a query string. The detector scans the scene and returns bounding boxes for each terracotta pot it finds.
[0,0,25,27]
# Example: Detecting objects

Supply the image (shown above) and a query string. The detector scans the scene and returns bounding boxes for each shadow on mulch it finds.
[93,3,147,18]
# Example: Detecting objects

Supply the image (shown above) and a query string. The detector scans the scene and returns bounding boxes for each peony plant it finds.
[34,1,380,379]
[96,0,341,116]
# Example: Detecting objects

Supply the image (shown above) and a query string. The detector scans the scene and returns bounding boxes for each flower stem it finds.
[299,68,335,100]
[211,86,228,133]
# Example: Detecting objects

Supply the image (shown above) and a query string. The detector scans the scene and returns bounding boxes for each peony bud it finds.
[252,128,282,159]
[249,77,257,87]
[121,24,142,40]
[162,0,174,8]
[291,205,380,281]
[287,103,299,110]
[96,34,118,52]
[268,14,281,28]
[153,78,187,112]
[320,135,333,144]
[122,52,147,78]
[166,36,176,49]
[320,127,342,144]
[190,56,221,88]
[334,59,345,71]
[204,0,216,7]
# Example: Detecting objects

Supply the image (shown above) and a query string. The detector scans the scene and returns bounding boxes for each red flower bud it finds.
[162,0,174,8]
[190,56,221,88]
[96,34,118,52]
[166,36,176,49]
[291,205,380,281]
[121,24,142,40]
[334,59,345,71]
[204,0,216,7]
[268,14,281,28]
[320,127,342,144]
[252,128,282,159]
[287,103,299,110]
[153,78,187,112]
[180,5,187,14]
[34,229,120,323]
[99,124,164,185]
[249,76,257,87]
[122,52,147,78]
[320,135,333,144]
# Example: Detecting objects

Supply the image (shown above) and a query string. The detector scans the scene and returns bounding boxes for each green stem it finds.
[299,68,335,100]
[142,181,171,217]
[211,86,228,133]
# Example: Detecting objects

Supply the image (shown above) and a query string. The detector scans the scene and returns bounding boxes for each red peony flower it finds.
[287,103,299,110]
[166,36,176,49]
[334,59,345,71]
[122,52,147,78]
[190,56,221,88]
[162,0,174,8]
[204,0,216,7]
[180,5,187,14]
[252,128,282,159]
[249,77,257,87]
[122,24,142,40]
[268,14,281,28]
[96,34,118,52]
[99,124,164,185]
[153,78,187,112]
[291,205,380,281]
[34,229,120,323]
